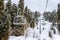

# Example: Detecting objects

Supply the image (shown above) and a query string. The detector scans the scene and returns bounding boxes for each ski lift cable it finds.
[44,0,48,12]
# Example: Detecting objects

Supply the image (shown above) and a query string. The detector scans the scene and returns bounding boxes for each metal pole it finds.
[39,18,41,34]
[44,0,48,12]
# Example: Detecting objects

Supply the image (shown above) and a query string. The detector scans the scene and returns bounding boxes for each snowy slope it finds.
[9,15,60,40]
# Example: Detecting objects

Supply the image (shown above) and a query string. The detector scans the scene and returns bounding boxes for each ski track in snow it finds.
[9,15,60,40]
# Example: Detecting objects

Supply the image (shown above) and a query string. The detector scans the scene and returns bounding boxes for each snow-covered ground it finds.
[9,15,60,40]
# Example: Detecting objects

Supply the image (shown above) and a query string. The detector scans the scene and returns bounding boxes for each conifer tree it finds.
[12,3,17,14]
[30,19,35,28]
[11,3,17,18]
[6,0,11,10]
[57,3,60,33]
[0,0,9,40]
[0,0,4,19]
[24,6,29,22]
[27,9,31,23]
[18,0,24,15]
[6,0,13,27]
[24,6,28,17]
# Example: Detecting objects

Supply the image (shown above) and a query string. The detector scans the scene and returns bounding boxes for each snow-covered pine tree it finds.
[57,3,60,33]
[18,0,24,15]
[24,6,28,17]
[0,0,9,40]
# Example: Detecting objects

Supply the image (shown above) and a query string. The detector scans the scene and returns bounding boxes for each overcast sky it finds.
[5,0,60,13]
